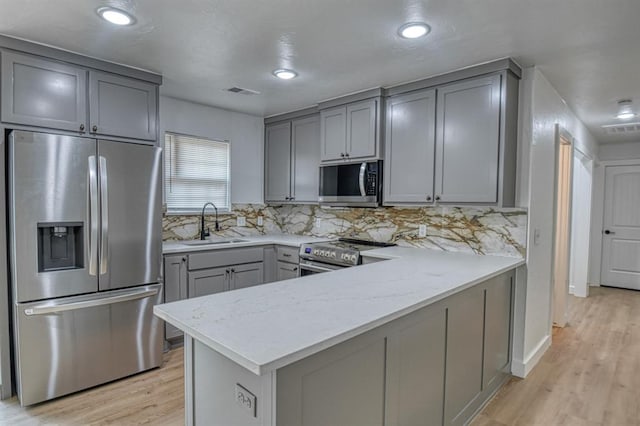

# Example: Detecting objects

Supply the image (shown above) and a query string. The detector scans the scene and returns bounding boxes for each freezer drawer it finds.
[14,284,163,406]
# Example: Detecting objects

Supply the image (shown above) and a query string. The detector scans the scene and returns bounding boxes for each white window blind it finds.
[164,133,230,212]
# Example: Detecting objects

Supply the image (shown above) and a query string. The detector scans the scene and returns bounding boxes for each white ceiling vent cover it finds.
[602,122,640,135]
[227,87,261,95]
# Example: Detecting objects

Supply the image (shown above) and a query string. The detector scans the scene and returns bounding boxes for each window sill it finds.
[165,209,232,216]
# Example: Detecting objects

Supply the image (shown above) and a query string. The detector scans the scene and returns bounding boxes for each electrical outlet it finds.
[418,224,427,238]
[237,216,246,227]
[257,216,264,226]
[235,384,257,417]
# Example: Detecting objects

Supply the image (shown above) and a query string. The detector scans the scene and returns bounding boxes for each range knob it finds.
[330,251,337,258]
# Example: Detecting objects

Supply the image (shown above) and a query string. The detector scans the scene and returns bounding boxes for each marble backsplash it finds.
[163,204,527,258]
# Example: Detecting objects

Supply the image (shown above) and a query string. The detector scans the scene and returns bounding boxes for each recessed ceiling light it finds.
[398,22,431,39]
[273,69,298,80]
[617,100,636,120]
[96,6,136,26]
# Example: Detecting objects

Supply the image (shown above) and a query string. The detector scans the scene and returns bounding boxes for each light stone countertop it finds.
[154,237,525,376]
[162,234,330,254]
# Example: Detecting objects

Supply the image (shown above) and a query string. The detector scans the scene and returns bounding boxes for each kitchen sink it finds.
[182,239,249,246]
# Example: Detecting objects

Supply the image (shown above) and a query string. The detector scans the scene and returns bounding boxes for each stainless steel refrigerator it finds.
[8,130,163,406]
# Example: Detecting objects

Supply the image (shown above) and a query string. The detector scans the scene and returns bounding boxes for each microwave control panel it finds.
[366,172,377,195]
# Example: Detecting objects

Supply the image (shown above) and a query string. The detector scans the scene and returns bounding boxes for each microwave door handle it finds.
[359,162,367,197]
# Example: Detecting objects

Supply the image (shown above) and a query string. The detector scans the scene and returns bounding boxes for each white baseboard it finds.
[511,334,551,378]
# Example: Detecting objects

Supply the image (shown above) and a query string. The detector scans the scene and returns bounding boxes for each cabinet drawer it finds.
[277,246,300,263]
[188,247,263,271]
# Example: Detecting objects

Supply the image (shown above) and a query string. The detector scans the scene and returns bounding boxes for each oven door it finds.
[299,260,345,276]
[319,161,380,207]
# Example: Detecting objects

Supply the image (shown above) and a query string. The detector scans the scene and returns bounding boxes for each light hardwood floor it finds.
[473,286,640,426]
[0,347,184,425]
[0,286,637,425]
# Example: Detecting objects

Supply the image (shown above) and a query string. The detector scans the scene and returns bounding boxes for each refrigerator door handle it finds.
[99,156,109,275]
[88,156,99,276]
[23,287,159,316]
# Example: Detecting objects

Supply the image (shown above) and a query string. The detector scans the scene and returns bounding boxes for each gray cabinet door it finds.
[188,267,228,298]
[320,106,347,162]
[229,262,264,290]
[1,51,87,132]
[265,122,292,202]
[385,304,446,426]
[276,261,299,281]
[89,71,157,141]
[278,331,386,426]
[435,75,501,203]
[483,273,513,390]
[291,115,320,203]
[444,285,485,425]
[384,90,436,204]
[346,98,377,159]
[164,254,187,340]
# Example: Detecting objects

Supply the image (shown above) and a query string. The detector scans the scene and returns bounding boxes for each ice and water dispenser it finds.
[37,222,84,272]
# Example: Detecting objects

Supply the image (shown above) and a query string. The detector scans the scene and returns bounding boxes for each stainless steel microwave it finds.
[319,161,382,207]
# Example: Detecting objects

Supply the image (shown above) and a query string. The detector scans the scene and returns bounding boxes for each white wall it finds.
[512,67,598,377]
[588,141,640,285]
[159,96,264,204]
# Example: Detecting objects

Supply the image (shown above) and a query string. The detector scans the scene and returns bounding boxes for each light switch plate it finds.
[257,216,264,226]
[418,224,427,238]
[235,383,257,417]
[237,216,246,227]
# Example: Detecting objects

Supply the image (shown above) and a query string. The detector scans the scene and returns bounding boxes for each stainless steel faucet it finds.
[200,202,220,240]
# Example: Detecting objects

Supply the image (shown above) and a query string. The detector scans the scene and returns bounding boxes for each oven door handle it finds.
[359,162,367,197]
[300,262,334,273]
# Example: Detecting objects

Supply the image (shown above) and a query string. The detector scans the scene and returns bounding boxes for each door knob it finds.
[426,195,432,201]
[340,153,345,158]
[79,124,85,131]
[435,195,441,201]
[92,125,98,132]
[604,230,615,235]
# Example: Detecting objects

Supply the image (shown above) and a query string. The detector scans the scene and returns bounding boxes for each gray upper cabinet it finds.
[1,50,87,132]
[346,99,377,159]
[320,106,347,161]
[265,122,292,202]
[320,98,380,163]
[89,71,157,142]
[291,116,320,202]
[435,75,501,203]
[265,115,320,204]
[384,89,436,204]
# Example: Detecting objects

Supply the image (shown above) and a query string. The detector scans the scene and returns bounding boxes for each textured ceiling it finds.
[0,0,639,143]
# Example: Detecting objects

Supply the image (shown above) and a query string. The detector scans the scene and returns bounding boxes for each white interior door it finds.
[601,165,640,290]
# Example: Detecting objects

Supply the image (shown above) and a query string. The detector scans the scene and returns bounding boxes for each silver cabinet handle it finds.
[99,156,109,275]
[359,162,367,197]
[88,156,99,276]
[24,288,159,316]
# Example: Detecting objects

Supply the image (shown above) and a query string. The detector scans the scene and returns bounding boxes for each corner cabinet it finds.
[265,115,320,204]
[0,49,159,143]
[320,97,381,163]
[384,72,519,207]
[1,50,87,132]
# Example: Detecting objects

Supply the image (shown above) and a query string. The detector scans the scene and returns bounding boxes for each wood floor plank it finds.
[473,287,640,426]
[0,347,184,425]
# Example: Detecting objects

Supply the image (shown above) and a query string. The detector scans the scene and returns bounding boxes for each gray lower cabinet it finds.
[483,273,513,390]
[1,50,87,132]
[188,266,228,298]
[89,71,157,142]
[384,89,436,204]
[164,254,188,340]
[435,75,501,203]
[276,261,299,281]
[265,116,320,204]
[230,262,264,290]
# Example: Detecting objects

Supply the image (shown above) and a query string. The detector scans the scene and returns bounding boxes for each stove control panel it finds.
[299,243,361,266]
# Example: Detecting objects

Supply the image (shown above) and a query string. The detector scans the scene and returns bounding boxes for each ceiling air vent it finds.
[227,87,260,95]
[601,122,640,135]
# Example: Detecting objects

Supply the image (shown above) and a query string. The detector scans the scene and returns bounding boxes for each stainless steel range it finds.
[299,238,396,275]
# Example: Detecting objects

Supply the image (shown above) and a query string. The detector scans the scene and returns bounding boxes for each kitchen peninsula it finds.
[155,240,524,426]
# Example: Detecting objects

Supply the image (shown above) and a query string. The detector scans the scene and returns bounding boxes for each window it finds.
[164,133,230,213]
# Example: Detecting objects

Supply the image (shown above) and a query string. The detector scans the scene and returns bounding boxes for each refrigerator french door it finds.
[9,130,163,406]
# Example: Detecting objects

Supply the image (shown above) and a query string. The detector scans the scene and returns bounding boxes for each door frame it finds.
[550,124,574,328]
